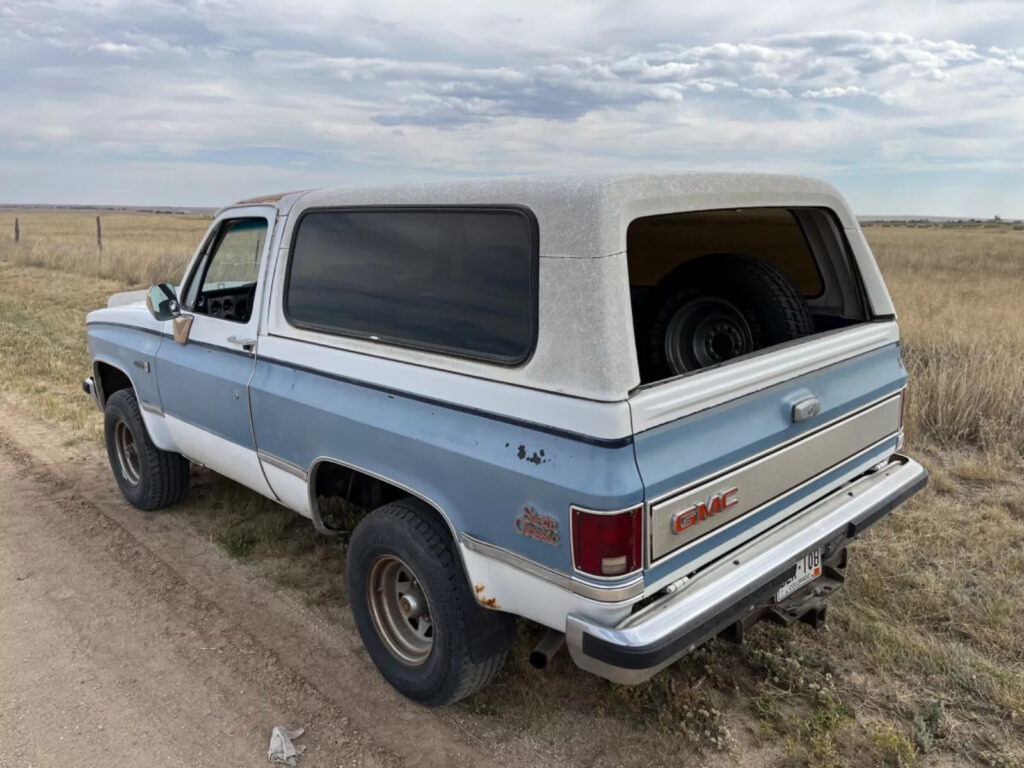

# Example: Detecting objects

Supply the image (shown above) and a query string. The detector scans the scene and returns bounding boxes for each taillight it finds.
[571,505,643,577]
[899,388,906,430]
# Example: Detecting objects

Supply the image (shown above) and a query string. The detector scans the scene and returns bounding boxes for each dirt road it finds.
[0,398,552,768]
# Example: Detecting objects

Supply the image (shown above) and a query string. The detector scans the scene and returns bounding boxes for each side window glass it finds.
[185,218,267,323]
[285,208,536,363]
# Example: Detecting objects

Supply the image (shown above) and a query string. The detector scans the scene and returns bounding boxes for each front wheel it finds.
[103,388,190,510]
[347,498,514,705]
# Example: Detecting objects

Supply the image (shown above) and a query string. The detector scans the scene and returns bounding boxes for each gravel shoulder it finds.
[0,396,524,768]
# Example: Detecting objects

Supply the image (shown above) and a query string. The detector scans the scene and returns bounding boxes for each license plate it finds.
[775,549,822,601]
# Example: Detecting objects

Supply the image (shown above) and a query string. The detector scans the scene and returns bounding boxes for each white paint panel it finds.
[629,322,900,433]
[260,463,312,519]
[844,226,898,317]
[257,173,889,402]
[87,304,166,336]
[265,246,642,402]
[459,545,633,631]
[285,173,857,260]
[139,408,177,453]
[163,414,277,499]
[106,290,147,308]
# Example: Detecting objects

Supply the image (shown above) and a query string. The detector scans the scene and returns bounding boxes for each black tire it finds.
[639,253,815,379]
[103,388,190,510]
[347,498,514,706]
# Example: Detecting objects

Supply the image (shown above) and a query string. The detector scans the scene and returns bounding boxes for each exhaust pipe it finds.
[529,630,565,669]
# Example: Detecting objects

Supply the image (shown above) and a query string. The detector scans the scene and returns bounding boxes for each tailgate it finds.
[630,327,905,582]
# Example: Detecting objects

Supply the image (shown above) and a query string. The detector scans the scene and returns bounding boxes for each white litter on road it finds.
[267,726,306,766]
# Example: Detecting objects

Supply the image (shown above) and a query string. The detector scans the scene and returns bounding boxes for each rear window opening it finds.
[628,207,868,386]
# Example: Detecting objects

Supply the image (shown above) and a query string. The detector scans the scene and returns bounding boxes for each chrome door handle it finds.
[792,396,821,423]
[227,335,257,351]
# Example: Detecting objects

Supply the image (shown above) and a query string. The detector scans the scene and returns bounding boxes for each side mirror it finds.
[146,283,181,321]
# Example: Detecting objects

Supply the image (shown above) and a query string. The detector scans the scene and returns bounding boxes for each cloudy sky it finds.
[2,0,1022,216]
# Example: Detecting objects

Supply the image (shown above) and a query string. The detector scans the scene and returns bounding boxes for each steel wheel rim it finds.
[664,296,753,373]
[113,420,142,486]
[366,555,433,666]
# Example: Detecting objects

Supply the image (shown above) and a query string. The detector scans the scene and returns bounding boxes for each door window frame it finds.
[181,215,271,321]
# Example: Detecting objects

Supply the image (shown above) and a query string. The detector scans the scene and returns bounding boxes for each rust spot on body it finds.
[474,584,498,608]
[515,444,549,465]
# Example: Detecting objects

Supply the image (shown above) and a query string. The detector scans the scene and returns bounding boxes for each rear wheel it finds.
[103,389,190,510]
[347,498,514,705]
[639,253,815,379]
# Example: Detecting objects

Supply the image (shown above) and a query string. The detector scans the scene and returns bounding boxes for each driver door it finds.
[155,210,275,497]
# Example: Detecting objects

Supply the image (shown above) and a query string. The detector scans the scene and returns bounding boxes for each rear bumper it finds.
[565,454,928,684]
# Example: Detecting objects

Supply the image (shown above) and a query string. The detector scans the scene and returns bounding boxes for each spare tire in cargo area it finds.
[637,253,815,380]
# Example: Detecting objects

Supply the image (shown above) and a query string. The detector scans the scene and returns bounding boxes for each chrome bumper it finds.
[82,376,102,411]
[565,454,928,684]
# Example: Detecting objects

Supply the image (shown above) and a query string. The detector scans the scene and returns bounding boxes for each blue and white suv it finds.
[84,174,928,705]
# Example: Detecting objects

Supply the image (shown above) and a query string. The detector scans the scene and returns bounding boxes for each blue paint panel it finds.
[87,325,163,407]
[249,360,644,574]
[632,343,906,501]
[87,321,906,587]
[156,340,257,447]
[250,343,903,580]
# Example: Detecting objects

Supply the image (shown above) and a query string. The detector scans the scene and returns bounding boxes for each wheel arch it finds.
[92,356,177,452]
[93,358,137,408]
[307,456,469,572]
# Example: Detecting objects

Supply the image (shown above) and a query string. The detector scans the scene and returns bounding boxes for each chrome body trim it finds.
[649,394,902,561]
[82,377,102,412]
[257,449,308,480]
[791,396,820,423]
[462,533,645,603]
[566,455,928,684]
[139,401,164,416]
[647,433,897,583]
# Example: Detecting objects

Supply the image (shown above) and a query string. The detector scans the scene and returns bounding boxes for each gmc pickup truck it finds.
[84,174,928,705]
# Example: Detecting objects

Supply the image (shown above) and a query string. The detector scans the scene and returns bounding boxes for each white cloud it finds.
[0,0,1021,215]
[89,41,146,56]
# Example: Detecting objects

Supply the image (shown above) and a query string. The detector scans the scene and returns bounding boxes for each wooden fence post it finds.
[13,217,19,243]
[96,215,103,252]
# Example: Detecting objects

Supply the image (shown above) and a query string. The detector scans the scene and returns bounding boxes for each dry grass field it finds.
[1,210,1022,767]
[0,209,210,286]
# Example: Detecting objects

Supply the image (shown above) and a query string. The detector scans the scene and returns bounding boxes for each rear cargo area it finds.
[628,206,870,386]
[624,205,905,584]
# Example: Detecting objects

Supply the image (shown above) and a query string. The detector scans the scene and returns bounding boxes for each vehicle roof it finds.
[230,173,858,258]
[224,172,887,402]
[231,191,305,206]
